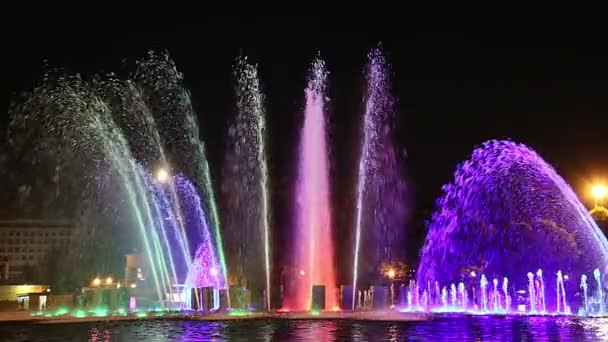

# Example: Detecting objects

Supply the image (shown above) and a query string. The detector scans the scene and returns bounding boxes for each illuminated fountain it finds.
[134,52,230,298]
[415,140,608,315]
[222,57,271,310]
[8,54,227,311]
[284,56,337,311]
[352,46,408,310]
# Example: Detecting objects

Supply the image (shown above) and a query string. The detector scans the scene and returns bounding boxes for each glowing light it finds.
[592,184,607,202]
[117,283,121,288]
[331,306,340,312]
[229,310,251,317]
[105,277,113,285]
[388,269,396,279]
[210,267,218,276]
[92,278,101,286]
[470,271,477,277]
[300,270,306,276]
[130,283,137,289]
[72,309,87,318]
[46,288,51,292]
[311,309,320,316]
[564,274,569,280]
[156,168,169,183]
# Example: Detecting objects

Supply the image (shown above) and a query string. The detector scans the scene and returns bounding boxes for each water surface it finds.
[2,315,608,341]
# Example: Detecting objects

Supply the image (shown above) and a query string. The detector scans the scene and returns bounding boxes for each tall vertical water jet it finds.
[224,57,271,309]
[285,56,337,310]
[352,46,407,310]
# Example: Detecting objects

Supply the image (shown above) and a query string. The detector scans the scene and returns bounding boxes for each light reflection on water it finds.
[1,316,608,341]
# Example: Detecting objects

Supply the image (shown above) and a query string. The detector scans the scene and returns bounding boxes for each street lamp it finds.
[92,277,101,287]
[592,184,607,207]
[156,168,169,183]
[106,277,113,285]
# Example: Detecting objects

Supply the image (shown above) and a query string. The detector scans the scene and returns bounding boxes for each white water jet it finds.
[557,270,569,314]
[527,272,536,313]
[503,277,510,312]
[537,269,546,313]
[480,275,488,312]
[492,278,500,311]
[594,268,604,315]
[581,274,589,314]
[458,282,466,309]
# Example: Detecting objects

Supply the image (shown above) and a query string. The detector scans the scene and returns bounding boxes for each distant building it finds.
[0,219,75,282]
[0,284,51,311]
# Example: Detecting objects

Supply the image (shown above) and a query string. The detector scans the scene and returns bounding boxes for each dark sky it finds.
[3,11,608,263]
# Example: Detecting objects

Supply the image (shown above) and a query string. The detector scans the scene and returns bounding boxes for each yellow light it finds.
[156,168,169,183]
[388,269,396,279]
[117,283,121,288]
[106,277,113,285]
[92,278,101,286]
[592,184,608,201]
[130,283,137,289]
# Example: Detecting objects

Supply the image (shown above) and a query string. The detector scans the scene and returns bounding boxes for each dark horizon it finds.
[3,13,608,267]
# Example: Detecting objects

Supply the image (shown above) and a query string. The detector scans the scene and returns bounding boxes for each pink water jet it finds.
[284,57,337,310]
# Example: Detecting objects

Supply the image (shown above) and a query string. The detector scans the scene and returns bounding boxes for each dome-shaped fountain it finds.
[417,140,608,313]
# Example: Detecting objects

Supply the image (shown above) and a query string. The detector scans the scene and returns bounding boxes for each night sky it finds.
[3,12,608,265]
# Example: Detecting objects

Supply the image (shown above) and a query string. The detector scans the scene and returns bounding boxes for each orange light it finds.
[331,306,340,312]
[592,184,608,201]
[388,269,396,279]
[92,278,101,286]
